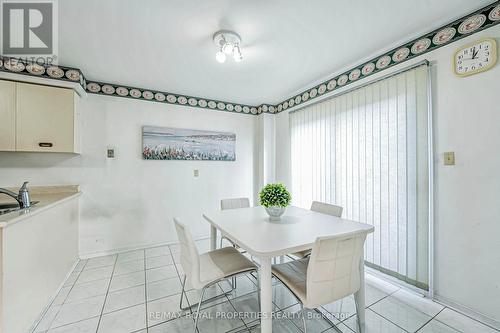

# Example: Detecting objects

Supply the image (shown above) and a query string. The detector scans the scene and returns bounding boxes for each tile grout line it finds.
[60,259,90,305]
[318,284,400,324]
[36,259,89,332]
[223,283,253,333]
[52,281,146,308]
[320,321,355,333]
[40,244,500,333]
[367,307,412,333]
[44,315,101,332]
[218,285,252,333]
[432,305,500,333]
[314,285,402,332]
[262,290,307,333]
[367,290,446,329]
[94,255,119,333]
[145,250,182,303]
[336,288,401,326]
[414,307,450,333]
[49,299,156,332]
[144,246,194,330]
[62,257,228,308]
[53,260,180,331]
[223,282,261,331]
[358,285,400,312]
[48,274,204,331]
[36,244,219,332]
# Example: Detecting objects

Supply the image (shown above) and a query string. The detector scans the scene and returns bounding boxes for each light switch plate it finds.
[194,169,199,177]
[444,152,455,165]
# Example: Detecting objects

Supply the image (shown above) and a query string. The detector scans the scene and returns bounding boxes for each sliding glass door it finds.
[290,64,430,290]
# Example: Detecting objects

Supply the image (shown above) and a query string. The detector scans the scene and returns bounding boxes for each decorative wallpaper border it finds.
[0,1,499,116]
[0,56,86,86]
[85,80,258,115]
[269,1,500,114]
[0,56,259,114]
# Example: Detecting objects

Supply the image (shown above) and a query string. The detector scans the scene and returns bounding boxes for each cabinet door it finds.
[16,83,75,152]
[0,80,16,151]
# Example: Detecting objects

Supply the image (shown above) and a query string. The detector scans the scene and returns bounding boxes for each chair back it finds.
[221,197,250,210]
[173,218,201,288]
[310,201,343,217]
[305,230,368,308]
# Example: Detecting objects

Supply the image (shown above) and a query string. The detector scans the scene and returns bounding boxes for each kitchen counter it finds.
[0,185,81,228]
[0,184,81,333]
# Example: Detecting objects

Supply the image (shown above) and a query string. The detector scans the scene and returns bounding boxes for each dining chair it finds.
[173,218,259,332]
[290,201,343,259]
[272,229,368,333]
[220,197,262,284]
[220,197,250,248]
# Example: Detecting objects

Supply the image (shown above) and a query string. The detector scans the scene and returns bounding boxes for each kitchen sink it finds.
[0,201,39,216]
[0,203,21,209]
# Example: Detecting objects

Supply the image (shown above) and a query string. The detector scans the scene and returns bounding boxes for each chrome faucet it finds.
[0,182,31,208]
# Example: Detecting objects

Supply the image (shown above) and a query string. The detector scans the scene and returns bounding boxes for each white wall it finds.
[275,26,500,325]
[0,95,256,257]
[254,113,277,202]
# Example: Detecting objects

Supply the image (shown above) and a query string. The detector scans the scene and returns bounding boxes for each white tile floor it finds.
[33,239,499,333]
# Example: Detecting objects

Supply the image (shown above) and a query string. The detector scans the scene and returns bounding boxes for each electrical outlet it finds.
[444,152,455,165]
[194,169,199,177]
[107,148,115,158]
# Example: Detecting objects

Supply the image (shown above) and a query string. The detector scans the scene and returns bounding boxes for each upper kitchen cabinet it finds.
[0,80,16,151]
[0,80,81,153]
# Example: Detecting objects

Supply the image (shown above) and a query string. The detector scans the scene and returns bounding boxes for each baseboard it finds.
[433,294,500,331]
[78,236,212,259]
[29,259,80,333]
[365,267,500,331]
[365,266,429,297]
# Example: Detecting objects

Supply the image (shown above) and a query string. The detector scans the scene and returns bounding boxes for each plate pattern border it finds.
[0,1,498,116]
[270,1,500,113]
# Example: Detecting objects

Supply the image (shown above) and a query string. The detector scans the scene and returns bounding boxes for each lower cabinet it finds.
[0,197,80,333]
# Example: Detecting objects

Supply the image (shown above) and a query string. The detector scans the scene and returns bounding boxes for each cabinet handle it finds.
[38,142,53,148]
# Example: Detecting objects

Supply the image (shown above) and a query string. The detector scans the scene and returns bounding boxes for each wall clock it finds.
[453,38,497,77]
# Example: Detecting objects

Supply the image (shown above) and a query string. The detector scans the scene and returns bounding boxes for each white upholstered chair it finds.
[220,197,250,248]
[291,201,344,259]
[272,230,368,333]
[311,200,343,217]
[220,197,250,210]
[174,218,258,332]
[220,198,252,286]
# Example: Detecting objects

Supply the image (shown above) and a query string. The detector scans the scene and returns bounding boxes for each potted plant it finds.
[259,183,291,221]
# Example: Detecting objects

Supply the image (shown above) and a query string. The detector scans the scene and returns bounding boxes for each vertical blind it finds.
[290,64,430,289]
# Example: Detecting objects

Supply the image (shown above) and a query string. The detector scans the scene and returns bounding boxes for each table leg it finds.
[354,254,366,333]
[259,256,272,333]
[210,225,217,251]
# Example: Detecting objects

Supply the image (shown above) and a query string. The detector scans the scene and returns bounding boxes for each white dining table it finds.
[203,205,374,333]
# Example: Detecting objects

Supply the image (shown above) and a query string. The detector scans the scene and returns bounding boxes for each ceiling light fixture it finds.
[215,48,226,63]
[233,45,243,62]
[213,30,243,63]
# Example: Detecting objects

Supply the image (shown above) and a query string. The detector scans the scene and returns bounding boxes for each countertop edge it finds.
[0,192,82,228]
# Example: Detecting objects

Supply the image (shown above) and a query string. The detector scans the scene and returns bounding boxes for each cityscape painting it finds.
[142,126,236,161]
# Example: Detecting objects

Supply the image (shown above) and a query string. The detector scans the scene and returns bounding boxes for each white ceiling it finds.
[59,0,493,105]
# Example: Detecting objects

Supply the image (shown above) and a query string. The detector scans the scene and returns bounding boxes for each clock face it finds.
[454,39,497,76]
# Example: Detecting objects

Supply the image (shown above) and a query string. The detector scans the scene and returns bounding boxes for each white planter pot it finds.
[265,206,286,221]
